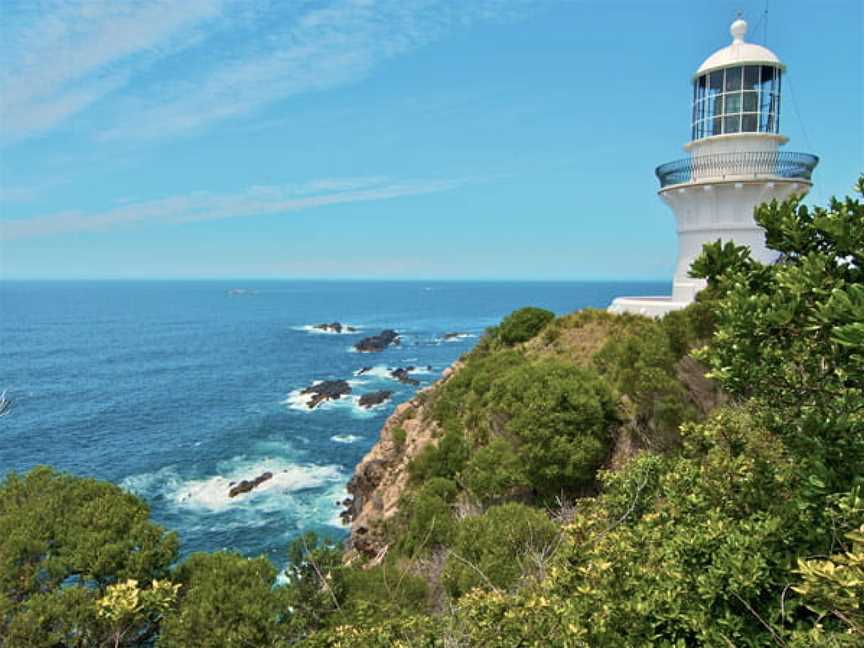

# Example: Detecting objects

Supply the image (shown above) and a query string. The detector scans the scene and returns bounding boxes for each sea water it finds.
[0,280,666,567]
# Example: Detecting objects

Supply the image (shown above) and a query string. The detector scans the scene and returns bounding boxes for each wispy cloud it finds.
[1,0,225,138]
[1,1,531,140]
[0,175,469,240]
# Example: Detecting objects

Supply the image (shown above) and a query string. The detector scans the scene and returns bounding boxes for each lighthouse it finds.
[609,16,819,317]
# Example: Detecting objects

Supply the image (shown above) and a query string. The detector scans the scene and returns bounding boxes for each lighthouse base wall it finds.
[608,179,810,318]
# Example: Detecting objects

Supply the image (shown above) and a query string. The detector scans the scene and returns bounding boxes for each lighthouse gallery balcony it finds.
[656,151,819,189]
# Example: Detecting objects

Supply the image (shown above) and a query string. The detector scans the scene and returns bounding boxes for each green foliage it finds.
[593,318,692,449]
[392,426,407,450]
[282,532,347,635]
[395,478,458,556]
[0,466,179,646]
[428,349,526,437]
[443,503,559,598]
[692,178,864,487]
[792,522,864,645]
[495,307,555,346]
[486,360,616,497]
[462,438,529,505]
[337,561,429,628]
[158,552,286,648]
[408,430,469,483]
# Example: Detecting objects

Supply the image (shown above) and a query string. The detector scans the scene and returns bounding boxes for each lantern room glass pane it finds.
[725,92,742,114]
[725,66,742,91]
[709,71,723,93]
[742,91,758,112]
[760,66,776,93]
[724,114,740,134]
[743,66,760,90]
[742,114,758,132]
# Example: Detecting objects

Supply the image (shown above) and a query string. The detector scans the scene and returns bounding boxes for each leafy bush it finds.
[462,438,529,505]
[496,307,555,346]
[408,430,469,483]
[692,178,864,487]
[392,426,407,450]
[159,552,286,648]
[396,479,458,556]
[443,502,558,597]
[486,360,616,497]
[594,317,693,447]
[0,466,179,646]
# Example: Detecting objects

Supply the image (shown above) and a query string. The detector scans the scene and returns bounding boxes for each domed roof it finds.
[696,17,783,76]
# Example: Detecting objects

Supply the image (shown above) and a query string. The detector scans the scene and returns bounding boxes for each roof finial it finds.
[731,12,748,43]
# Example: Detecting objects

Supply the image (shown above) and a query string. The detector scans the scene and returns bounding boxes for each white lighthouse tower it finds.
[610,16,818,317]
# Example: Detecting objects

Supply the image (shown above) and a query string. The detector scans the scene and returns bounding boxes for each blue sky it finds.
[1,0,861,280]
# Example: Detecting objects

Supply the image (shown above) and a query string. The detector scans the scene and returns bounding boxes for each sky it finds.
[0,0,861,280]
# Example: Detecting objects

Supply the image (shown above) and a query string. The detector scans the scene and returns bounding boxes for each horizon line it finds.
[0,276,672,283]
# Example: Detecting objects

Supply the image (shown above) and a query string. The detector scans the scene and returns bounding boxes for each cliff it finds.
[343,307,723,559]
[344,362,461,559]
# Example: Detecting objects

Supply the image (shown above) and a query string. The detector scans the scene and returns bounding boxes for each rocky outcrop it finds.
[358,390,393,409]
[354,330,400,353]
[228,471,273,498]
[313,322,357,334]
[390,367,419,386]
[344,362,462,558]
[300,380,351,409]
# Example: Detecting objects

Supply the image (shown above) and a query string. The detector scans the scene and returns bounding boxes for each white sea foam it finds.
[330,434,362,444]
[281,388,386,417]
[353,365,394,380]
[353,364,434,381]
[441,333,478,343]
[179,461,342,513]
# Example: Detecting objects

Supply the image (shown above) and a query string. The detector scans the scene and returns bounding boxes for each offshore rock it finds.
[354,330,400,353]
[390,367,420,386]
[300,380,352,409]
[228,471,273,498]
[358,390,393,409]
[313,322,357,334]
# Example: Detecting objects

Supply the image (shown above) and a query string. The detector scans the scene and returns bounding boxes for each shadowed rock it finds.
[359,390,393,409]
[390,367,419,386]
[228,472,273,498]
[301,380,352,409]
[313,322,357,334]
[354,330,400,352]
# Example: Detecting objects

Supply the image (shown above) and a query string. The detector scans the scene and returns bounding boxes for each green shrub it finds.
[396,480,459,556]
[443,503,558,597]
[337,560,429,628]
[160,552,285,647]
[462,438,529,505]
[660,308,694,359]
[486,360,616,497]
[392,426,407,450]
[496,307,555,346]
[408,430,469,483]
[594,317,693,446]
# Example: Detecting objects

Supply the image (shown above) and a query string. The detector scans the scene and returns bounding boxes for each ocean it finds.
[0,280,666,568]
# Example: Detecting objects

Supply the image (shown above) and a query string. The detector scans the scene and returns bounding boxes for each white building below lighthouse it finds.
[609,16,818,317]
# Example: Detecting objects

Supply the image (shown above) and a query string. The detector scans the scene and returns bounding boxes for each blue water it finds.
[0,280,666,567]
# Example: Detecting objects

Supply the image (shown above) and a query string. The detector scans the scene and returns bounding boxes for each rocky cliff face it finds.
[343,363,461,559]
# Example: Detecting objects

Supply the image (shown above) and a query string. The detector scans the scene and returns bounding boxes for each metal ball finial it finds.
[731,14,748,43]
